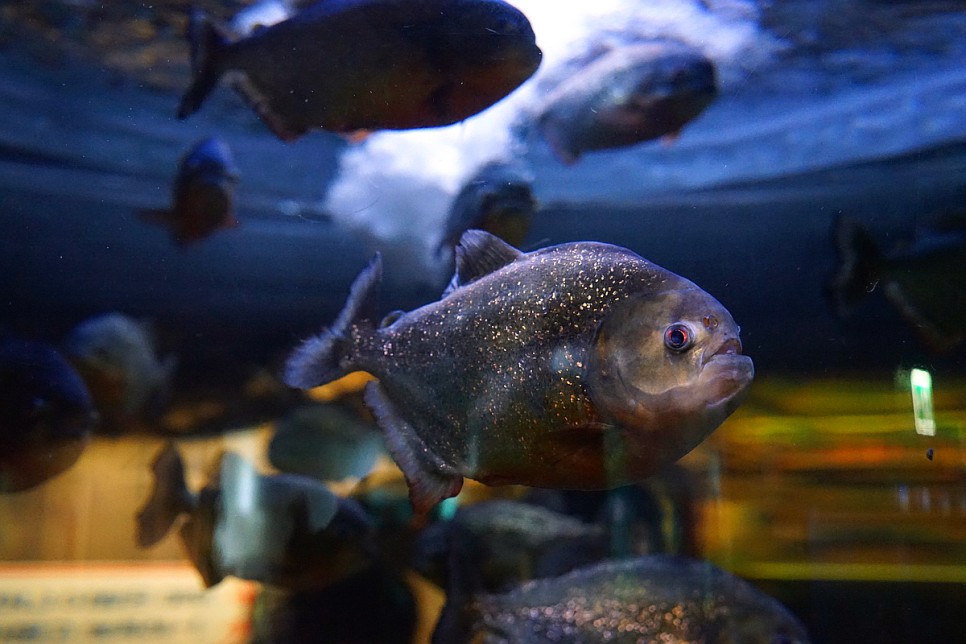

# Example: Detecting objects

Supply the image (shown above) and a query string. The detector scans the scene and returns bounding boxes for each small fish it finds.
[177,0,543,140]
[136,444,377,591]
[139,137,240,245]
[268,403,385,481]
[415,499,608,595]
[285,230,753,513]
[64,313,176,432]
[534,41,717,164]
[826,214,966,353]
[438,161,538,255]
[437,555,810,643]
[0,337,97,492]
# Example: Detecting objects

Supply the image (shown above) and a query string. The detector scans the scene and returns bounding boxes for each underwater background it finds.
[0,1,964,642]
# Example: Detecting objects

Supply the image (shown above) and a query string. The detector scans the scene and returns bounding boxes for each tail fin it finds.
[826,215,884,317]
[284,255,382,389]
[135,443,194,548]
[177,8,231,119]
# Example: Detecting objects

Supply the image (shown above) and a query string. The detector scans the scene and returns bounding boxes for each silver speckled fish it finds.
[437,555,810,643]
[178,0,542,140]
[285,231,753,513]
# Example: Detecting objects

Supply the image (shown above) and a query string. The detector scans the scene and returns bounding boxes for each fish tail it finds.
[284,255,382,389]
[135,443,193,548]
[826,215,885,316]
[177,8,230,119]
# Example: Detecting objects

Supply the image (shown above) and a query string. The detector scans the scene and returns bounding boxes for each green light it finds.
[910,368,936,436]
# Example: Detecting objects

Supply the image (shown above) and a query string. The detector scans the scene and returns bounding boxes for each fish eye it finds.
[664,323,694,352]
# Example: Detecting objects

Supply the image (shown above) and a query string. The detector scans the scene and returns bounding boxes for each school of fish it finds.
[1,1,868,641]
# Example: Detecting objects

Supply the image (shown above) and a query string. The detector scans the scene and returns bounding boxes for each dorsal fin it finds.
[444,230,522,297]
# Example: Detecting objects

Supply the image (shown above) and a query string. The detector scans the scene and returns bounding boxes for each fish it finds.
[523,465,701,560]
[0,337,98,492]
[437,161,538,255]
[138,137,240,245]
[268,403,385,481]
[826,214,966,353]
[177,0,543,141]
[64,312,176,432]
[435,555,810,643]
[414,499,608,595]
[136,443,377,591]
[533,41,718,164]
[252,564,418,644]
[284,230,753,513]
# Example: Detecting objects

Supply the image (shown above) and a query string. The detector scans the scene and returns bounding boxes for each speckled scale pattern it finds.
[468,556,810,643]
[350,242,687,483]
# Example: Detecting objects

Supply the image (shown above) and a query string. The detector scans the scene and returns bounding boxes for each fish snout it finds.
[713,337,743,356]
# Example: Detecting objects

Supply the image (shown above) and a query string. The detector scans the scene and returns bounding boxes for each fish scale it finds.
[285,231,753,513]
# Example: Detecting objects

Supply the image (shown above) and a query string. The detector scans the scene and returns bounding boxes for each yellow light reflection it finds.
[306,371,375,402]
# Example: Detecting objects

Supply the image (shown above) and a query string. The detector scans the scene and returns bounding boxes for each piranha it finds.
[284,230,753,513]
[64,312,176,432]
[435,555,811,643]
[415,499,608,595]
[177,0,543,141]
[826,214,966,353]
[138,137,240,245]
[533,41,718,164]
[0,337,98,492]
[136,444,377,591]
[268,403,385,481]
[437,161,538,256]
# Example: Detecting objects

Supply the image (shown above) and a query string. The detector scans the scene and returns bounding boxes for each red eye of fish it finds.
[664,323,693,352]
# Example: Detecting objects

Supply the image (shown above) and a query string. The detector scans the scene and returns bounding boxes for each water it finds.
[0,1,964,643]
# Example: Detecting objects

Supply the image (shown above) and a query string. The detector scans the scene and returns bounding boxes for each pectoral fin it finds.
[364,382,462,513]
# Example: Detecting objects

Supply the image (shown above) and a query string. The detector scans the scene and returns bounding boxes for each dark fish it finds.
[415,499,608,594]
[826,214,966,353]
[138,137,240,245]
[136,444,376,591]
[268,403,385,481]
[252,564,417,644]
[437,555,810,643]
[64,313,176,432]
[177,0,543,140]
[0,338,97,492]
[534,41,718,164]
[524,466,701,560]
[285,230,753,513]
[438,161,538,255]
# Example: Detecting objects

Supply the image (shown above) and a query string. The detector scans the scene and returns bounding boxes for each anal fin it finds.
[364,382,462,514]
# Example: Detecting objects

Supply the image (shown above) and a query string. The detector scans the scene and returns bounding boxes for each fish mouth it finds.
[705,338,743,364]
[700,337,754,407]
